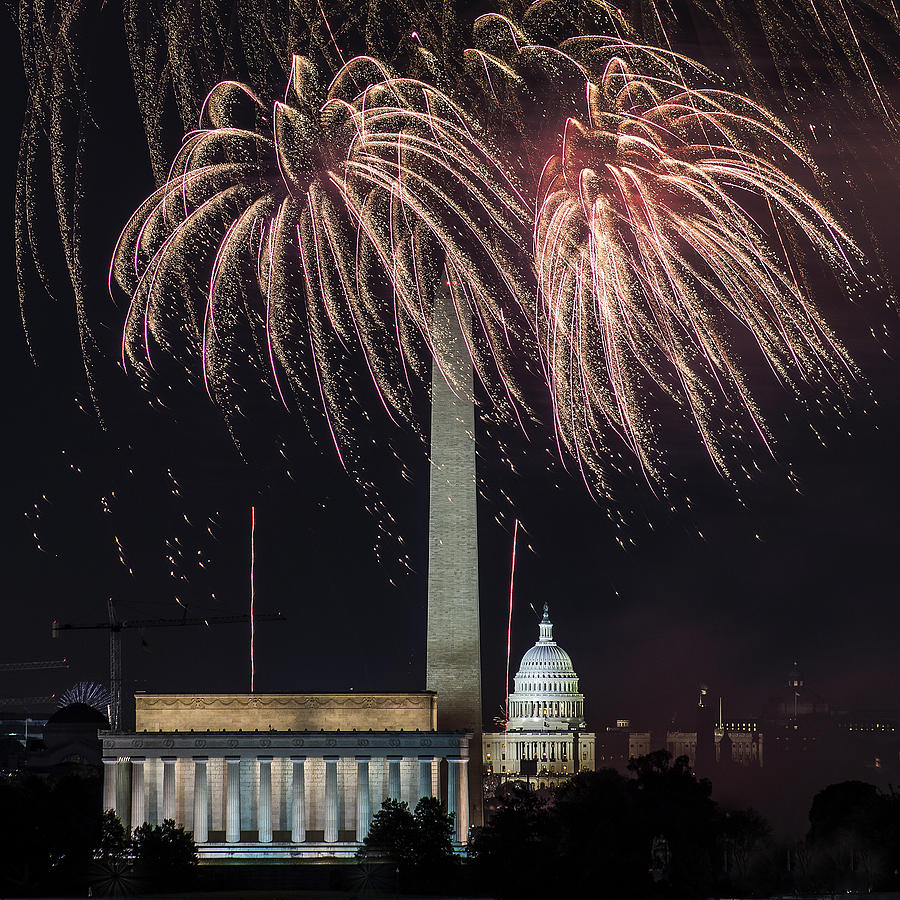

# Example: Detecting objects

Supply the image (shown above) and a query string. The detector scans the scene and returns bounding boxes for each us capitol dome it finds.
[483,603,595,787]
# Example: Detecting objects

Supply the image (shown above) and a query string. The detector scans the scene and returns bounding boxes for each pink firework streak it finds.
[505,518,519,732]
[250,505,256,692]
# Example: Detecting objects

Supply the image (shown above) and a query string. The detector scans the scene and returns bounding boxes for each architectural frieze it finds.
[103,730,468,758]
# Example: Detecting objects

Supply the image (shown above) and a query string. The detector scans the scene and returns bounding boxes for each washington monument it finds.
[425,284,483,828]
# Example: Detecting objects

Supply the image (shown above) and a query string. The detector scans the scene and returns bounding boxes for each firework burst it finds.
[537,61,859,485]
[111,54,536,464]
[58,681,114,714]
[462,23,861,492]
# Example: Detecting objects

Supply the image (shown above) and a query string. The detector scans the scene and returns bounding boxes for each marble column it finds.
[130,757,145,828]
[115,758,132,831]
[290,757,306,843]
[225,757,241,843]
[387,756,402,801]
[355,757,370,842]
[192,758,208,843]
[257,757,273,843]
[102,757,116,813]
[447,757,468,843]
[324,756,339,843]
[161,757,176,822]
[418,756,434,799]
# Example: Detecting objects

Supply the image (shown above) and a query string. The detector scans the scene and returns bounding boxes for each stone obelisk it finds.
[425,284,483,831]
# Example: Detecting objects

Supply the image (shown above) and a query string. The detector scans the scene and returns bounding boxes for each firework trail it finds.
[110,54,536,467]
[660,0,899,132]
[250,504,256,692]
[16,0,894,398]
[110,25,863,498]
[462,21,861,491]
[58,680,114,712]
[17,0,869,512]
[522,0,900,136]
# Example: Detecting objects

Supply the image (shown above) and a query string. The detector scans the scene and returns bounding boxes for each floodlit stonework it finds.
[105,691,471,859]
[483,604,595,788]
[134,692,437,733]
[426,285,483,826]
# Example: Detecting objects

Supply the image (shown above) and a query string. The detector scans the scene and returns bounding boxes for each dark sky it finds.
[3,4,899,738]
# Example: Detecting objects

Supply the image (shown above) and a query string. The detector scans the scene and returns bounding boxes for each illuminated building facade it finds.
[483,604,595,788]
[425,288,482,826]
[596,720,651,768]
[665,727,763,768]
[101,692,471,859]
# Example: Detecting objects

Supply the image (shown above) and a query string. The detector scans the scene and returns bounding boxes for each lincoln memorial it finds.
[101,691,472,859]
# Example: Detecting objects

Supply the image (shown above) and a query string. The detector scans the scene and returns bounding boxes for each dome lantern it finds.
[538,602,553,642]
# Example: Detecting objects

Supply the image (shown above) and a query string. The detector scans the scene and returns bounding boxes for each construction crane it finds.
[0,696,55,706]
[0,660,69,672]
[0,661,67,711]
[52,599,283,731]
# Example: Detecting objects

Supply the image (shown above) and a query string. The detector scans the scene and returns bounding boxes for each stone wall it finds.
[135,693,438,733]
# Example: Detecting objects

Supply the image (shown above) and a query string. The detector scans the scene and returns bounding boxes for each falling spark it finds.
[250,504,256,693]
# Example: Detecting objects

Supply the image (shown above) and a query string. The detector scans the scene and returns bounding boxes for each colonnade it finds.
[508,699,582,719]
[103,749,469,844]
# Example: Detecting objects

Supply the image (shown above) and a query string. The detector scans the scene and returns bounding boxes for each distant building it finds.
[0,708,49,772]
[665,728,763,768]
[0,709,48,750]
[101,691,472,859]
[483,604,594,789]
[762,662,900,783]
[596,720,650,769]
[28,702,109,774]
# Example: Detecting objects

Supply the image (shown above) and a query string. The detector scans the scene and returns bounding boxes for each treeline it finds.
[2,753,898,897]
[0,767,103,894]
[0,769,197,896]
[470,750,900,899]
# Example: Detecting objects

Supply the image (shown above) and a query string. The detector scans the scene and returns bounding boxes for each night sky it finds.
[3,3,899,740]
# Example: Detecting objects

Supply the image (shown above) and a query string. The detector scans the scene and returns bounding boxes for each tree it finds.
[554,769,649,898]
[360,797,457,892]
[469,783,556,899]
[94,810,129,869]
[627,751,720,899]
[0,773,51,892]
[362,798,419,866]
[716,808,781,897]
[131,818,198,891]
[0,769,104,895]
[412,796,456,868]
[90,810,134,895]
[808,781,883,842]
[803,781,900,893]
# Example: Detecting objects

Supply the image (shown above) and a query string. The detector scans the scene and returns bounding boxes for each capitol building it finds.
[483,604,595,787]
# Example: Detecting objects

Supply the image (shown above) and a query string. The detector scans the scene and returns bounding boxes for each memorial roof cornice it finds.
[101,729,472,758]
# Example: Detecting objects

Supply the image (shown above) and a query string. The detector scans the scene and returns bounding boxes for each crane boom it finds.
[51,613,281,634]
[0,660,69,672]
[0,696,55,706]
[51,605,284,730]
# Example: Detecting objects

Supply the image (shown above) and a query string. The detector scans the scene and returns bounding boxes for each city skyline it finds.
[4,1,900,741]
